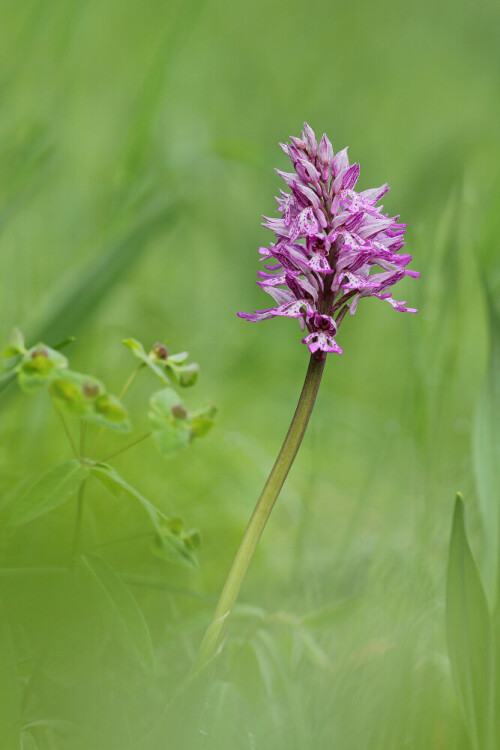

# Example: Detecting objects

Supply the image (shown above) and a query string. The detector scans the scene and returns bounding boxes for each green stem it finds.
[98,431,151,463]
[51,397,80,460]
[71,479,87,564]
[192,353,326,676]
[90,365,142,457]
[80,421,87,456]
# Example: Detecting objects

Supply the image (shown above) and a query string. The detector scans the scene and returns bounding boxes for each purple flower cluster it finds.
[238,123,419,356]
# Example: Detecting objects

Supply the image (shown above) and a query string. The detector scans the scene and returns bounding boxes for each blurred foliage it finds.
[0,0,499,747]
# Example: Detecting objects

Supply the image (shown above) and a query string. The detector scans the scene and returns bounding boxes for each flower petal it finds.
[302,331,343,354]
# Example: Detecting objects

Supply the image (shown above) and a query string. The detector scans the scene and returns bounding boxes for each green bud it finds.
[189,402,217,438]
[2,327,26,363]
[95,394,128,423]
[177,362,199,388]
[184,529,201,550]
[23,347,51,373]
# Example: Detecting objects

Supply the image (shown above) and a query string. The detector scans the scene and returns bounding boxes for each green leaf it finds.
[50,371,105,415]
[446,494,493,750]
[149,387,183,415]
[123,339,199,389]
[25,204,180,350]
[91,464,199,568]
[90,393,131,432]
[17,344,68,393]
[0,371,16,393]
[81,554,156,672]
[91,463,164,532]
[149,388,191,458]
[51,336,76,352]
[50,372,131,432]
[21,733,38,750]
[167,351,188,364]
[0,603,22,749]
[163,358,199,387]
[9,460,89,526]
[473,290,500,605]
[152,518,200,569]
[176,362,199,388]
[1,327,25,367]
[189,403,217,438]
[152,422,191,457]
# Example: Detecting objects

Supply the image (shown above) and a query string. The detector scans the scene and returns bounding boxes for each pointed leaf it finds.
[151,422,191,458]
[446,494,493,750]
[81,554,155,671]
[149,388,191,458]
[473,291,500,604]
[17,345,68,393]
[167,351,188,364]
[91,463,164,532]
[50,371,105,416]
[152,521,199,569]
[91,464,199,568]
[26,204,180,348]
[0,603,22,749]
[21,733,38,750]
[50,372,131,432]
[189,403,217,438]
[1,327,25,368]
[9,460,89,526]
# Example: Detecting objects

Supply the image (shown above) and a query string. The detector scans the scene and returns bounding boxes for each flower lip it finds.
[239,123,419,355]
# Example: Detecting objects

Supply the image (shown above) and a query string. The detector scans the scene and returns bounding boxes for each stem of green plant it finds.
[191,353,326,676]
[80,421,87,456]
[51,396,80,460]
[98,431,151,463]
[71,478,87,565]
[90,365,143,457]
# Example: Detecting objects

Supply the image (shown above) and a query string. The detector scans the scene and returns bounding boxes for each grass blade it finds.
[27,203,181,347]
[81,553,156,672]
[473,288,500,605]
[446,493,494,750]
[0,602,22,749]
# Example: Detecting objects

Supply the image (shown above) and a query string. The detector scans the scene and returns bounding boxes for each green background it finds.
[0,0,499,747]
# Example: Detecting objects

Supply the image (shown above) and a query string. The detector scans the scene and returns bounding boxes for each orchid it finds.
[238,123,419,356]
[194,125,420,677]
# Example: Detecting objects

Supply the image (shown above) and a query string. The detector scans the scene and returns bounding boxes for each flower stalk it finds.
[192,352,326,675]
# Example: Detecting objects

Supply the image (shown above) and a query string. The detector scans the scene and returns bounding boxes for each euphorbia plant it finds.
[1,329,216,567]
[194,122,419,673]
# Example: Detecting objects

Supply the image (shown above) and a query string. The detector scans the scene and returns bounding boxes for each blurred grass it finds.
[0,0,499,747]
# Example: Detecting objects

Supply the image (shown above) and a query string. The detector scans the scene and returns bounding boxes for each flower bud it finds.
[150,342,169,361]
[32,347,48,359]
[318,134,334,181]
[82,381,100,399]
[302,122,318,156]
[171,403,188,420]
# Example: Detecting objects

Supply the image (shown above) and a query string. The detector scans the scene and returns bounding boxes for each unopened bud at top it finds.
[31,347,49,359]
[82,381,100,399]
[171,403,188,420]
[302,122,318,157]
[318,134,334,181]
[150,342,169,361]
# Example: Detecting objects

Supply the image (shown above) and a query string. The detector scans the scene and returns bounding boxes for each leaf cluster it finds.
[1,328,217,570]
[2,329,129,432]
[123,337,216,459]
